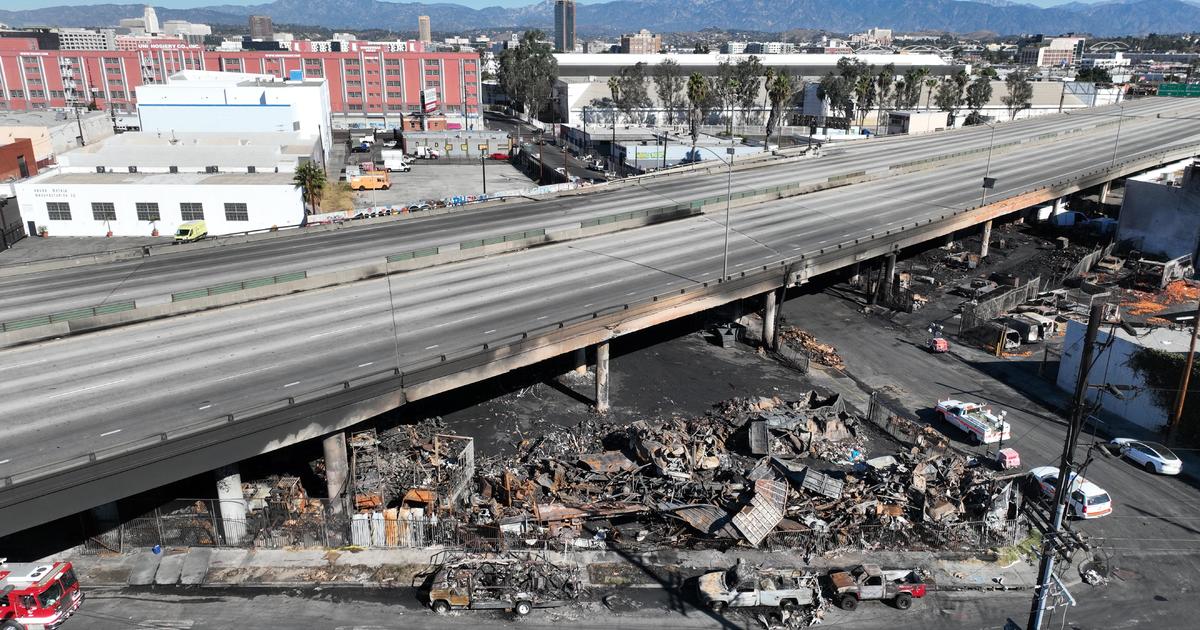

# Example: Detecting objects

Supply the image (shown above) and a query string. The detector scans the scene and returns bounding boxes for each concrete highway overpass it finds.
[2,98,1200,538]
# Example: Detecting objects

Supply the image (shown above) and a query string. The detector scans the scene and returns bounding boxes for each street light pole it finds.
[479,143,489,195]
[980,121,998,207]
[1110,102,1125,169]
[721,147,735,279]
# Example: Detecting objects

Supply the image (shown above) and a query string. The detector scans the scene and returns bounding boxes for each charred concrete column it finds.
[884,253,897,287]
[572,347,588,375]
[763,290,778,350]
[980,219,993,258]
[1099,180,1112,205]
[595,341,611,413]
[215,464,246,545]
[324,432,349,515]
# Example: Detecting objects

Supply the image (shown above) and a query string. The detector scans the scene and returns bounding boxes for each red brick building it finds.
[0,137,37,182]
[0,41,481,126]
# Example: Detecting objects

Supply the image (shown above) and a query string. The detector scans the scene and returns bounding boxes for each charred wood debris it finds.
[349,394,1023,555]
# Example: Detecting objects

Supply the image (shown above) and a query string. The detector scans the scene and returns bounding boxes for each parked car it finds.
[408,203,433,213]
[1028,466,1112,519]
[1109,438,1182,475]
[489,152,510,160]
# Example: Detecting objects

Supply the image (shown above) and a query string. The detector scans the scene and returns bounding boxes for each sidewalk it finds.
[59,545,1037,593]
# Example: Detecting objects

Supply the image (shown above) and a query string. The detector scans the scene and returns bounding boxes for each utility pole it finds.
[1027,301,1104,630]
[1166,299,1200,443]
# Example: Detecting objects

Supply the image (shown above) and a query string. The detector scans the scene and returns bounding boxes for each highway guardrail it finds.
[1,301,135,332]
[171,271,308,302]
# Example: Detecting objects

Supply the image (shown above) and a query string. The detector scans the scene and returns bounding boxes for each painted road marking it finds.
[284,381,301,388]
[198,404,212,411]
[0,459,10,465]
[100,429,122,437]
[425,344,439,350]
[358,362,374,368]
[215,365,276,383]
[308,323,371,339]
[483,330,496,335]
[0,358,46,372]
[47,378,128,399]
[537,315,548,320]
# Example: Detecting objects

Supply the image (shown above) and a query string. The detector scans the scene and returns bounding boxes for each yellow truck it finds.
[173,220,207,243]
[349,171,391,191]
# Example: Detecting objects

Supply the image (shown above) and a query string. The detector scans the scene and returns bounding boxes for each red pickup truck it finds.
[827,564,928,611]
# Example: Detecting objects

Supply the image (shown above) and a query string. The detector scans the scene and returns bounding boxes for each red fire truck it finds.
[0,560,83,629]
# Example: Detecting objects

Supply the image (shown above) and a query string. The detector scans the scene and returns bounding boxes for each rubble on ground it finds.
[778,328,845,369]
[342,394,1022,556]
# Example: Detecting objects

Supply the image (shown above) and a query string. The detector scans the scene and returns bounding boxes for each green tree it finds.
[764,71,797,151]
[497,30,558,122]
[854,70,877,128]
[875,64,895,131]
[934,70,968,126]
[686,72,710,149]
[714,58,740,135]
[734,55,765,126]
[965,75,994,118]
[1076,66,1113,83]
[607,76,621,125]
[818,72,853,128]
[1002,70,1034,121]
[652,58,686,126]
[976,66,999,79]
[615,62,651,123]
[292,161,326,214]
[924,78,938,110]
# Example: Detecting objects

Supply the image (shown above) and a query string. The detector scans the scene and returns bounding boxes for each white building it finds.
[1057,319,1190,432]
[57,28,117,50]
[721,42,748,55]
[14,131,312,237]
[553,53,960,125]
[161,20,212,44]
[135,70,333,170]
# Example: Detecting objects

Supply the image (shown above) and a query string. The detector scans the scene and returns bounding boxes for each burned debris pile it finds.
[778,328,844,369]
[360,395,1024,554]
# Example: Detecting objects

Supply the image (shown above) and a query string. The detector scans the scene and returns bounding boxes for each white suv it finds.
[1029,466,1112,519]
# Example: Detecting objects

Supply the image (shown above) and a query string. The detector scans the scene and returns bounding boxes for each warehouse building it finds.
[14,131,311,237]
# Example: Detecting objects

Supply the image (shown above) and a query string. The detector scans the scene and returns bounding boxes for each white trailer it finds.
[380,150,411,172]
[935,399,1011,444]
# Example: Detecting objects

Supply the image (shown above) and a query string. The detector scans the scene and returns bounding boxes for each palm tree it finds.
[764,72,795,151]
[687,72,709,150]
[292,161,326,215]
[924,78,938,111]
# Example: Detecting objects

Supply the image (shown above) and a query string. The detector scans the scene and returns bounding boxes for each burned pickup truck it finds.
[827,564,928,611]
[422,554,583,616]
[698,562,821,612]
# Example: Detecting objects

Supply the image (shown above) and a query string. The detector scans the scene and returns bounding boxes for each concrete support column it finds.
[763,290,778,350]
[595,341,610,414]
[980,219,993,258]
[848,262,861,286]
[883,253,897,290]
[1099,180,1112,205]
[215,464,246,545]
[572,347,588,375]
[324,432,349,515]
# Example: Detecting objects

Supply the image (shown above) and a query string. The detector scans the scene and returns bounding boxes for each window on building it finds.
[180,202,204,221]
[110,91,126,99]
[28,90,45,99]
[348,92,362,99]
[224,202,248,222]
[104,57,121,64]
[304,58,322,66]
[348,104,363,111]
[345,68,361,75]
[384,59,400,66]
[385,81,402,87]
[306,69,324,77]
[366,69,379,75]
[136,202,160,222]
[47,202,71,221]
[9,90,23,99]
[387,103,404,111]
[345,58,360,65]
[347,80,361,87]
[92,202,116,221]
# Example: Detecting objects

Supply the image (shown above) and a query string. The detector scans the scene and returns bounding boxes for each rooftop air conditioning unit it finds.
[205,165,218,173]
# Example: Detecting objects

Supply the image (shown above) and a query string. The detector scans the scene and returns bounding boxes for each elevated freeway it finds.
[0,99,1182,326]
[2,98,1200,536]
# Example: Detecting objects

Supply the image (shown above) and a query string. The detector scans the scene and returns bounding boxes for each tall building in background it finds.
[418,16,432,43]
[554,0,576,53]
[620,29,661,54]
[142,6,160,35]
[249,15,274,40]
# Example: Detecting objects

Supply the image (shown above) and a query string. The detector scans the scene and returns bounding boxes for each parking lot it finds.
[350,161,534,208]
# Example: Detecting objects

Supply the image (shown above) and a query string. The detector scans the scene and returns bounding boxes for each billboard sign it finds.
[421,87,439,113]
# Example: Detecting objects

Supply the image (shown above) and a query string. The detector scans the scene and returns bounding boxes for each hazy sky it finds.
[0,0,1125,11]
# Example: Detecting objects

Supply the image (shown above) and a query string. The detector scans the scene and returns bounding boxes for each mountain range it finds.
[2,0,1199,36]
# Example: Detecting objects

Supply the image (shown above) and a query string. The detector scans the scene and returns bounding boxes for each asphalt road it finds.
[2,103,1200,484]
[1,98,1189,325]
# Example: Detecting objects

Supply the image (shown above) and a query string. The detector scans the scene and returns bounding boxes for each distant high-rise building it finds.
[249,15,273,40]
[620,29,661,54]
[418,16,431,43]
[142,5,160,35]
[554,0,576,53]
